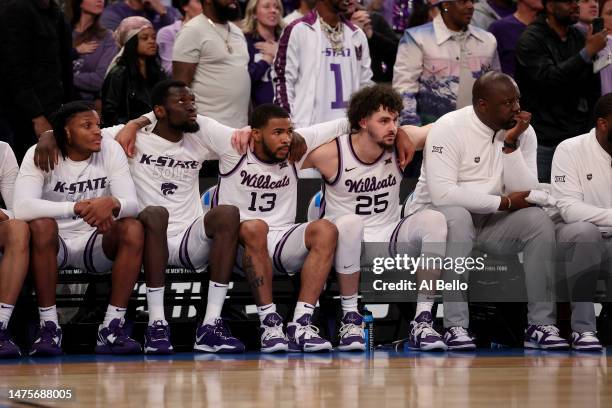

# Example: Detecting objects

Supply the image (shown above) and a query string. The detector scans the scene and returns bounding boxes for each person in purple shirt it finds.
[157,0,203,75]
[243,0,284,107]
[488,0,542,77]
[100,0,181,31]
[71,0,119,102]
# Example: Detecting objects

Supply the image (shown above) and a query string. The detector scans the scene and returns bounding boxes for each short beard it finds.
[170,121,200,133]
[262,141,286,162]
[213,0,240,22]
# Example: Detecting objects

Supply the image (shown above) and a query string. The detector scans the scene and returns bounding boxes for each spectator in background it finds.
[599,0,612,94]
[488,0,542,77]
[157,0,203,75]
[393,0,499,125]
[347,0,399,83]
[102,17,167,125]
[273,0,372,128]
[407,0,436,28]
[283,0,316,24]
[243,0,284,107]
[515,0,606,182]
[172,0,250,127]
[576,0,598,33]
[71,0,119,103]
[0,0,73,162]
[100,0,181,31]
[471,0,515,29]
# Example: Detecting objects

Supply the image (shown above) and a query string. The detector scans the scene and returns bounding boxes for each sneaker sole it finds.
[194,344,244,353]
[571,345,603,352]
[524,341,569,350]
[95,345,141,355]
[303,343,332,352]
[446,343,476,351]
[144,346,174,355]
[409,341,447,351]
[337,342,366,352]
[261,344,289,353]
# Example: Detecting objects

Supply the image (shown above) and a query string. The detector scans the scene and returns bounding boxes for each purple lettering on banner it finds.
[330,63,348,110]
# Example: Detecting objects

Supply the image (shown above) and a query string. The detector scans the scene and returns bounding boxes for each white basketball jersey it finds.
[321,133,402,229]
[214,149,298,229]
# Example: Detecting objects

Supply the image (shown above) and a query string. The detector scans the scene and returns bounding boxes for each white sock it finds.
[0,303,14,327]
[102,305,127,328]
[203,281,229,325]
[257,303,277,324]
[292,301,315,323]
[340,294,359,316]
[415,293,435,319]
[146,286,166,325]
[39,305,59,326]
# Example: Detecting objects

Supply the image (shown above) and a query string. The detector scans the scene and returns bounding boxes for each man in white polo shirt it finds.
[406,71,567,350]
[551,93,612,351]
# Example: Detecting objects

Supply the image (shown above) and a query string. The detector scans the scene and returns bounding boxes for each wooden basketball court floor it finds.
[1,349,611,408]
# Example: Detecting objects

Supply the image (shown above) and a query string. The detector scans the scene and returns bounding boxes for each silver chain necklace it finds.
[320,17,344,53]
[207,17,233,54]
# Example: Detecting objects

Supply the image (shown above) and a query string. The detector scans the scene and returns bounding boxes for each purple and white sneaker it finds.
[0,322,20,358]
[194,318,245,353]
[337,312,365,351]
[30,321,63,357]
[259,313,289,353]
[407,312,446,351]
[443,326,476,351]
[144,320,174,355]
[570,331,602,352]
[524,325,569,350]
[287,314,332,352]
[95,318,142,355]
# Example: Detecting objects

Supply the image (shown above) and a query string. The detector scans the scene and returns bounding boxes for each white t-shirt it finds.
[14,140,139,240]
[283,10,304,25]
[551,129,612,226]
[0,142,18,219]
[172,14,250,127]
[104,116,235,237]
[315,30,354,124]
[322,134,402,230]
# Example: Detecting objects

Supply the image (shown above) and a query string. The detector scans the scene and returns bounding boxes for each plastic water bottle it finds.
[363,308,374,353]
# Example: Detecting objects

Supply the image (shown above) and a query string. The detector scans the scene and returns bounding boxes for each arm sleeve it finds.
[273,24,300,112]
[392,31,423,126]
[172,25,203,63]
[551,143,612,225]
[13,149,75,221]
[502,127,539,192]
[105,140,139,218]
[156,27,175,75]
[425,125,501,213]
[100,124,126,140]
[296,118,350,169]
[515,31,591,88]
[0,144,19,219]
[357,31,374,87]
[73,35,119,92]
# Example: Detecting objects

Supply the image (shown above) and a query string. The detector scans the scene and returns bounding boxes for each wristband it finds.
[503,140,518,150]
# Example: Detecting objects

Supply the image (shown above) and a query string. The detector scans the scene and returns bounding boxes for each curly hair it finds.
[347,85,403,132]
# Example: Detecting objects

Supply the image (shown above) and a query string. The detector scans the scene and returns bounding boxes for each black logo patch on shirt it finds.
[355,45,363,61]
[554,175,566,183]
[279,162,288,169]
[432,146,443,154]
[474,157,480,163]
[587,173,593,180]
[161,182,178,195]
[385,158,393,165]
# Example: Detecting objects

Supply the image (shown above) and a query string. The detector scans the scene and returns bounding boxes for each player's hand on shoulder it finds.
[231,126,252,154]
[288,132,307,163]
[34,130,59,172]
[395,127,417,170]
[115,121,144,158]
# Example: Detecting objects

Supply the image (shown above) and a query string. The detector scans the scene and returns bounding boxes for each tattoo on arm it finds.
[244,255,264,289]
